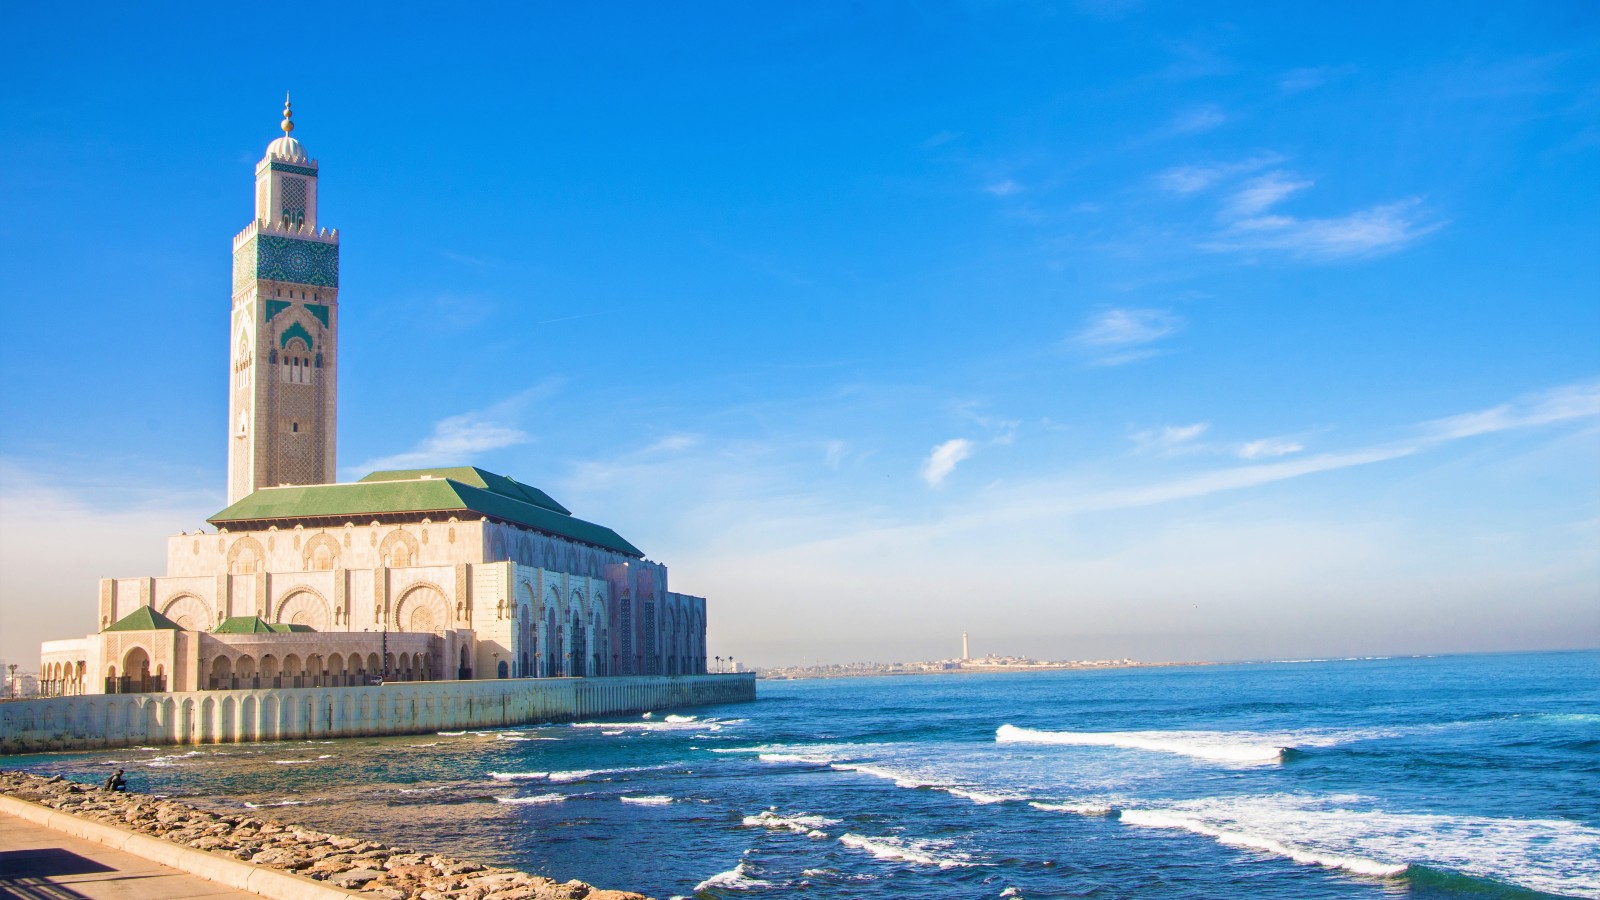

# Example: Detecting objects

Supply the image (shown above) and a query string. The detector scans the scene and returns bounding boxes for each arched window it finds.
[280,176,307,229]
[281,338,312,384]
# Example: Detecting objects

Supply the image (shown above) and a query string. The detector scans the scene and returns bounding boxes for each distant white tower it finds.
[962,632,970,661]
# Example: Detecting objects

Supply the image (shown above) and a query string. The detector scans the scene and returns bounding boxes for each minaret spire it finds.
[281,92,294,135]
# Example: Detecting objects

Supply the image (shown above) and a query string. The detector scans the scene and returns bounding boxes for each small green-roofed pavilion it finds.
[104,606,181,632]
[207,466,644,558]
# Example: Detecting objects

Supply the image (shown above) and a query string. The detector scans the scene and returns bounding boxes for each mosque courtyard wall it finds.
[0,673,756,754]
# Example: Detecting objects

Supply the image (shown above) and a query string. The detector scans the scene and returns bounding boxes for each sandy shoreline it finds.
[1,770,650,900]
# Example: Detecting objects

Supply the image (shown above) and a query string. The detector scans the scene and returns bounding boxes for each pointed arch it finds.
[160,593,212,631]
[301,533,340,571]
[226,536,265,575]
[378,529,420,568]
[274,587,330,630]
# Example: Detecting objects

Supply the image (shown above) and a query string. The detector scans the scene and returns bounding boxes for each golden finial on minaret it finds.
[281,92,294,135]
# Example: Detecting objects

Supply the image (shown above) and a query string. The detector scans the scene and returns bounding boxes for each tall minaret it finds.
[227,95,340,504]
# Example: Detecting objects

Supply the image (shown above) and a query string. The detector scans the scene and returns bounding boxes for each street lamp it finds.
[7,664,16,698]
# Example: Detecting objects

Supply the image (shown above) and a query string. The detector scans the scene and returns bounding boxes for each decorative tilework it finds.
[269,162,318,177]
[231,239,257,294]
[305,303,330,328]
[256,235,339,287]
[264,300,292,321]
[279,321,314,349]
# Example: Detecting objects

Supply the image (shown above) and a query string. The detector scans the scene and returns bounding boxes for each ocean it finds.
[8,651,1598,899]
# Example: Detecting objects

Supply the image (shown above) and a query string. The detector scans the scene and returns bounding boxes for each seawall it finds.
[0,674,755,754]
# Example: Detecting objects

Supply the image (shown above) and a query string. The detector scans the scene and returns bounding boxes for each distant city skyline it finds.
[2,3,1597,667]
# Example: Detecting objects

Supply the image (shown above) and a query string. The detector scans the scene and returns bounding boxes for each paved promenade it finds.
[0,809,258,899]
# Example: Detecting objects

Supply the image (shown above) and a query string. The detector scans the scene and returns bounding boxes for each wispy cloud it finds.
[1157,155,1442,259]
[1070,308,1184,366]
[1422,382,1600,440]
[644,433,701,453]
[1131,422,1210,454]
[1278,65,1351,94]
[985,179,1023,197]
[921,439,974,487]
[1207,198,1442,259]
[1155,154,1283,194]
[1238,437,1306,459]
[1165,104,1227,135]
[823,440,847,470]
[350,384,558,474]
[1224,172,1313,217]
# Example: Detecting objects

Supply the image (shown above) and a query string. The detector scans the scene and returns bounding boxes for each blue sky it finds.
[2,2,1596,667]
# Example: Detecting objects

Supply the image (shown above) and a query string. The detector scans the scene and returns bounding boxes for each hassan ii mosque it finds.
[35,100,710,698]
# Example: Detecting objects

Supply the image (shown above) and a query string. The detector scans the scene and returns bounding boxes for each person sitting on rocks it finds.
[103,768,127,792]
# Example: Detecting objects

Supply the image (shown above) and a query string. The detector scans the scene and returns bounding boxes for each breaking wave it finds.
[548,764,676,783]
[1116,794,1600,895]
[1119,810,1407,877]
[838,833,976,869]
[488,771,549,781]
[694,860,770,891]
[495,794,565,805]
[742,809,840,837]
[620,795,674,805]
[996,724,1288,763]
[1029,801,1115,816]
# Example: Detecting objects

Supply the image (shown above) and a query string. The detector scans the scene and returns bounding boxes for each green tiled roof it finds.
[213,615,312,634]
[105,606,181,632]
[208,467,643,558]
[358,467,570,515]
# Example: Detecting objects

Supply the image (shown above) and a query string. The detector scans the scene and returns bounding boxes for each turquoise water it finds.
[10,651,1599,898]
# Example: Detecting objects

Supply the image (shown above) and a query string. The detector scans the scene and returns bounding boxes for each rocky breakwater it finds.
[1,771,649,900]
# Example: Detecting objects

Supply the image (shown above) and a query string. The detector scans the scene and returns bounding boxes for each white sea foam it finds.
[601,731,624,736]
[146,750,206,767]
[571,719,712,732]
[437,731,466,736]
[397,786,448,794]
[996,724,1288,763]
[1118,793,1600,896]
[831,762,948,789]
[243,799,317,808]
[742,809,841,836]
[272,759,319,765]
[757,752,834,765]
[547,764,674,783]
[488,771,549,781]
[620,795,674,805]
[1119,809,1407,877]
[944,787,1023,805]
[693,860,769,891]
[1029,801,1115,816]
[495,794,565,805]
[838,833,976,869]
[664,714,697,723]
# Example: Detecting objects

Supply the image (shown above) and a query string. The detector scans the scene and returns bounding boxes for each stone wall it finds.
[0,674,755,754]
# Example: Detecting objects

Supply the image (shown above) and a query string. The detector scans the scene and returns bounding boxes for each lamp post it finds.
[380,604,389,685]
[7,664,16,698]
[714,656,722,674]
